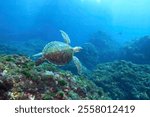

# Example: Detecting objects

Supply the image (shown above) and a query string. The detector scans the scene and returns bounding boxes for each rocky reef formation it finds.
[89,31,118,62]
[77,33,150,70]
[0,55,108,100]
[120,35,150,64]
[76,43,99,70]
[1,55,150,100]
[77,31,118,69]
[0,44,20,55]
[91,60,150,100]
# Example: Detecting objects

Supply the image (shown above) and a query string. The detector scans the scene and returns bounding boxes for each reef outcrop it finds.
[120,35,150,64]
[91,60,150,100]
[0,55,108,100]
[77,31,118,69]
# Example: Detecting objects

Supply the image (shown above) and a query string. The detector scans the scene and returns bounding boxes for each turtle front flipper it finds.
[60,30,71,44]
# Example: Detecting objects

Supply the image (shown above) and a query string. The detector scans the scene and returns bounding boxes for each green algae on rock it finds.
[91,60,150,100]
[0,55,108,100]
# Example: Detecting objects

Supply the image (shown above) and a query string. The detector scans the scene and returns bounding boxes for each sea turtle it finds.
[33,30,83,75]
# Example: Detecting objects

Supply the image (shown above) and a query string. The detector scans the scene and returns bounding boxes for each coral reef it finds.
[91,60,150,100]
[89,31,119,62]
[0,55,108,100]
[2,34,150,100]
[0,44,20,55]
[76,43,99,69]
[89,31,113,50]
[77,31,119,69]
[0,38,48,56]
[120,35,150,64]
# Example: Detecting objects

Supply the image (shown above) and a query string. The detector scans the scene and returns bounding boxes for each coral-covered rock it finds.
[121,35,150,64]
[89,31,118,62]
[76,43,99,69]
[77,31,119,70]
[91,60,150,100]
[0,55,109,100]
[0,44,20,55]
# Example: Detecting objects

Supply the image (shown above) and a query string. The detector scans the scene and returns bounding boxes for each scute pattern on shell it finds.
[42,41,74,65]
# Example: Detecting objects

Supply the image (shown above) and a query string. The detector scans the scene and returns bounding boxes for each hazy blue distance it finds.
[0,0,150,46]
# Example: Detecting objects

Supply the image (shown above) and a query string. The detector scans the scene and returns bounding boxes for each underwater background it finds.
[0,0,150,100]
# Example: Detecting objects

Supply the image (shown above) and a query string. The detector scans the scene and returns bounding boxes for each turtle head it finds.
[73,46,83,53]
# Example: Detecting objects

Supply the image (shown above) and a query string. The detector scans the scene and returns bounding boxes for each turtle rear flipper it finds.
[35,57,46,66]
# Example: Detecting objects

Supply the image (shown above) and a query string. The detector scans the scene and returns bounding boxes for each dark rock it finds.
[77,31,119,70]
[91,60,150,100]
[76,43,99,69]
[120,35,150,64]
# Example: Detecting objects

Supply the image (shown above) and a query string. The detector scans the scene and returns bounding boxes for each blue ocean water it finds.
[0,0,150,61]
